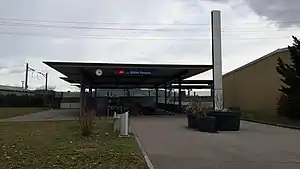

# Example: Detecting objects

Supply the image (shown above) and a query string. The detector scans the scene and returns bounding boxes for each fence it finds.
[0,92,59,108]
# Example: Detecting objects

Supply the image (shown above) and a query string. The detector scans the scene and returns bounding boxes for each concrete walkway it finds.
[0,109,79,122]
[131,116,300,169]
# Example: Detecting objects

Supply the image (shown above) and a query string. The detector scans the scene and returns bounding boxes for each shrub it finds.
[276,36,300,119]
[79,107,95,137]
[185,97,206,117]
[276,93,289,117]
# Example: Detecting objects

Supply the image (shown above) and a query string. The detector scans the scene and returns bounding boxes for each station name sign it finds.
[128,70,152,75]
[115,68,152,76]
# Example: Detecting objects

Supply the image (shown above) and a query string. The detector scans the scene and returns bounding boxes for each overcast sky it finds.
[0,0,299,91]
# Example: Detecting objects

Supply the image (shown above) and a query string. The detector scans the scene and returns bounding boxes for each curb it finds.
[129,125,155,169]
[241,118,300,130]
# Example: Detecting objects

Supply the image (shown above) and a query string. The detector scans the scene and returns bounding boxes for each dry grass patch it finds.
[0,120,147,169]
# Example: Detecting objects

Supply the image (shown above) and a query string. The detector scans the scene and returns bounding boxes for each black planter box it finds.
[195,116,217,133]
[207,111,240,131]
[187,114,197,128]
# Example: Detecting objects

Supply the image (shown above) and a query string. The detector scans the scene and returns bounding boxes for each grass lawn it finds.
[0,107,47,119]
[241,111,300,128]
[0,120,147,169]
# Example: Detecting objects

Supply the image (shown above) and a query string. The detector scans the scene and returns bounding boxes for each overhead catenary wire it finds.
[0,17,299,40]
[0,17,212,26]
[0,31,297,41]
[0,17,298,41]
[1,21,300,35]
[0,20,300,34]
[1,17,300,26]
[0,31,211,40]
[0,21,211,31]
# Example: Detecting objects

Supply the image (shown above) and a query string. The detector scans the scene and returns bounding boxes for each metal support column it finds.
[210,85,214,97]
[94,88,97,98]
[173,91,176,104]
[89,86,92,96]
[178,78,182,113]
[164,84,167,105]
[127,89,130,97]
[80,79,85,117]
[25,63,29,89]
[155,87,158,105]
[87,86,92,110]
[94,88,98,115]
[45,73,48,91]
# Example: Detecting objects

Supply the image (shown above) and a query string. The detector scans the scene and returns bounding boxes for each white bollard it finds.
[119,111,129,137]
[113,112,120,132]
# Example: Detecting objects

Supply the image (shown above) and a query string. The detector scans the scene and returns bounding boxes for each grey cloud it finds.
[9,68,25,74]
[203,0,300,28]
[245,0,300,28]
[0,67,24,75]
[0,62,25,74]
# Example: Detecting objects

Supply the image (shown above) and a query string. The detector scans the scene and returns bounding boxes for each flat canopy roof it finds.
[44,61,213,89]
[74,84,212,89]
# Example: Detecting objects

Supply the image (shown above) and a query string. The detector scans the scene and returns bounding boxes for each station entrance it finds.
[44,62,214,116]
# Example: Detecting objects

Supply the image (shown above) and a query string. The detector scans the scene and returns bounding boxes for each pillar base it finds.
[214,89,223,111]
[118,134,131,138]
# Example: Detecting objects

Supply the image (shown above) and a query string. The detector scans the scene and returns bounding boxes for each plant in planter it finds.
[185,97,217,133]
[185,97,201,128]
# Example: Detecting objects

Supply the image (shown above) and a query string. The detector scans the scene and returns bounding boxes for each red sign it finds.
[115,68,125,75]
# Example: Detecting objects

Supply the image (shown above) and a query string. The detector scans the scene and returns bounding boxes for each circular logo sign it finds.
[95,69,103,76]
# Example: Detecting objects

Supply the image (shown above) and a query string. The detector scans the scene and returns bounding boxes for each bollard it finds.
[119,111,129,137]
[113,113,120,132]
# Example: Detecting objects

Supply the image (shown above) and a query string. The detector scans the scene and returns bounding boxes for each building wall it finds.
[223,49,291,114]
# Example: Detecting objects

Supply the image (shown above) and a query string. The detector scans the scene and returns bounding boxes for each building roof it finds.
[44,61,213,89]
[223,47,289,77]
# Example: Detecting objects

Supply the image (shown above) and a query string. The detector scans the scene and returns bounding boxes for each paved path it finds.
[0,109,79,122]
[131,116,300,169]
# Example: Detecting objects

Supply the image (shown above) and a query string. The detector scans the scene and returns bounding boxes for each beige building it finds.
[223,48,291,114]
